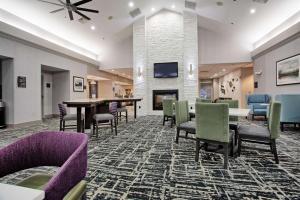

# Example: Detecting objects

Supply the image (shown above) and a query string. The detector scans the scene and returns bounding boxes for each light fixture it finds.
[138,67,142,77]
[90,25,96,30]
[171,4,176,9]
[189,64,193,75]
[151,7,156,12]
[222,68,226,72]
[90,80,96,85]
[250,8,256,14]
[128,1,134,7]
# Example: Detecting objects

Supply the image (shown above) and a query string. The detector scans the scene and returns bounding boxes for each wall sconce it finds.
[189,64,193,76]
[138,67,142,77]
[255,70,262,76]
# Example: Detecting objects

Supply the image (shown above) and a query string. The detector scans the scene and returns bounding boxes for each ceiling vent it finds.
[252,0,269,4]
[185,0,196,10]
[129,8,141,18]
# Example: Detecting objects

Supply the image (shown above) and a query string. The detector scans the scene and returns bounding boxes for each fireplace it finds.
[153,90,178,110]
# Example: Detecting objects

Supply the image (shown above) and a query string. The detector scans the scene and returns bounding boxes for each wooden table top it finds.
[63,98,142,107]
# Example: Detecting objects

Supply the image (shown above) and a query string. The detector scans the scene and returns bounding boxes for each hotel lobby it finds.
[0,0,299,199]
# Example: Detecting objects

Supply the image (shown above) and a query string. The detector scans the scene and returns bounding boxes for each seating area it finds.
[0,1,299,199]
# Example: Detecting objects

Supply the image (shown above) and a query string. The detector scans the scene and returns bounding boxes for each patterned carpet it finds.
[0,116,300,199]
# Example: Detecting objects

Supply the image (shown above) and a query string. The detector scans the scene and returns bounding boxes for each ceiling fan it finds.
[38,0,99,21]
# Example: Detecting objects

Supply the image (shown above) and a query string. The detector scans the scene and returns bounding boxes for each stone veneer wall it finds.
[133,10,198,115]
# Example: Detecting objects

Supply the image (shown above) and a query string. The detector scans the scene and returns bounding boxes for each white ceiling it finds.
[0,0,299,60]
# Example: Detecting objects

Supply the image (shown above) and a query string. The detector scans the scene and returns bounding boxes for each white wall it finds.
[100,36,133,69]
[198,27,252,64]
[253,37,300,97]
[0,35,88,124]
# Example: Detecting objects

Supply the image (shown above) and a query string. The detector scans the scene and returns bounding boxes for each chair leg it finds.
[195,139,200,162]
[126,111,128,123]
[185,131,188,138]
[252,114,254,120]
[59,120,62,131]
[237,137,242,156]
[280,122,284,132]
[271,139,279,164]
[223,143,229,169]
[163,116,165,126]
[96,122,99,138]
[62,120,65,131]
[110,120,113,133]
[170,117,174,128]
[114,118,117,135]
[81,120,85,133]
[175,128,180,144]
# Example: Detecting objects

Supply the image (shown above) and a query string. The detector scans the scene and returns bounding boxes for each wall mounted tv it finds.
[154,62,178,78]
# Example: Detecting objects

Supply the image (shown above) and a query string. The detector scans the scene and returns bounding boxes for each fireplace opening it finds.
[153,90,178,110]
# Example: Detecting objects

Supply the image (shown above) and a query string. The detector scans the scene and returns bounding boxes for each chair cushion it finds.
[253,109,267,115]
[238,124,270,141]
[17,174,52,190]
[64,114,84,121]
[117,107,127,112]
[178,121,196,133]
[93,113,114,121]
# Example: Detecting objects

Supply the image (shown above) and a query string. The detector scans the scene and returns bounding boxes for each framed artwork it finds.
[276,54,300,86]
[73,76,84,92]
[17,76,26,88]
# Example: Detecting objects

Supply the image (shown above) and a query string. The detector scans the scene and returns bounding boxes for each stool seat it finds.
[93,113,114,121]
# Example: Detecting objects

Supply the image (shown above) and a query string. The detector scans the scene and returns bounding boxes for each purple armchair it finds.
[0,131,88,200]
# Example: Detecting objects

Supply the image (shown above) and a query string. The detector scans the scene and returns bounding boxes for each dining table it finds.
[189,108,250,117]
[63,98,142,132]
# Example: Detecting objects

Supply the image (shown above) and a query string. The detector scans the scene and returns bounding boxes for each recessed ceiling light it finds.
[250,8,256,14]
[151,7,156,12]
[90,25,96,30]
[171,4,176,9]
[222,68,226,72]
[128,1,134,7]
[111,69,115,72]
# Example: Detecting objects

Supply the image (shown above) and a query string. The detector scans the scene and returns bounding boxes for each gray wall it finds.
[253,37,300,97]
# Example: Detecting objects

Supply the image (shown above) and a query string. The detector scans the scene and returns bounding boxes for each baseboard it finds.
[7,120,43,128]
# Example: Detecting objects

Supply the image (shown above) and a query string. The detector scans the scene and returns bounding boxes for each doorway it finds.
[41,65,70,119]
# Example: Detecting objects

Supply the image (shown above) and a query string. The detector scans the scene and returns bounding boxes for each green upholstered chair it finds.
[237,102,281,164]
[162,99,175,127]
[216,99,239,133]
[175,101,196,143]
[195,103,230,169]
[17,175,87,200]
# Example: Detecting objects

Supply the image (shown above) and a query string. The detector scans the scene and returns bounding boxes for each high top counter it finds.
[63,98,142,132]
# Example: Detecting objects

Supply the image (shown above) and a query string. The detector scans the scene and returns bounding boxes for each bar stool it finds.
[58,104,85,132]
[92,102,118,137]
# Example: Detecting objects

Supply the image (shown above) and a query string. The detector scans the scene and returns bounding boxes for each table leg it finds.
[77,107,82,132]
[134,101,137,119]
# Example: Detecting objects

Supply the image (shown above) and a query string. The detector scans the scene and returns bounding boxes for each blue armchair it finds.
[247,94,271,120]
[275,94,300,131]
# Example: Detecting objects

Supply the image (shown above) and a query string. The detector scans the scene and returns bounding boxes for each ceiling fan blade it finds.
[74,10,90,20]
[73,0,92,6]
[68,10,74,20]
[76,7,99,13]
[57,0,66,5]
[38,0,63,6]
[50,8,65,13]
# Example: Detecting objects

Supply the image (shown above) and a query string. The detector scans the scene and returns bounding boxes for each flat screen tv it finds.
[154,62,178,78]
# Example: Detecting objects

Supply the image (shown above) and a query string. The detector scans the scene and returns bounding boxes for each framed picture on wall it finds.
[73,76,84,92]
[276,54,300,86]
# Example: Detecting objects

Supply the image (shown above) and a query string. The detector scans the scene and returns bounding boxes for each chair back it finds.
[174,101,189,126]
[216,99,239,121]
[268,102,281,139]
[196,98,212,103]
[58,103,67,120]
[0,131,88,200]
[162,99,174,116]
[195,103,229,143]
[275,94,300,123]
[109,102,118,116]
